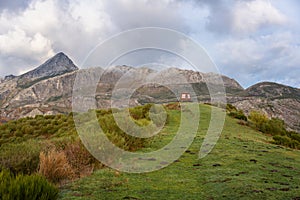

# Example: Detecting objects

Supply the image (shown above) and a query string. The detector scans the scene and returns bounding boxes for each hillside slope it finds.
[58,104,300,199]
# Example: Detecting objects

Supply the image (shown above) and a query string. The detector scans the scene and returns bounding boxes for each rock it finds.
[25,108,43,118]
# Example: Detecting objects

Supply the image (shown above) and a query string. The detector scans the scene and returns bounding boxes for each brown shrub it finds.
[38,149,74,184]
[164,102,181,110]
[63,139,102,177]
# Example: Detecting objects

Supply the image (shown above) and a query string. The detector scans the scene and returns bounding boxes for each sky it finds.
[0,0,299,88]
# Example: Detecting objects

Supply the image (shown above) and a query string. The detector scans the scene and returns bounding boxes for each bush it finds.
[273,135,300,149]
[98,112,150,151]
[165,102,181,110]
[38,149,74,183]
[289,132,300,143]
[245,110,300,150]
[129,104,152,120]
[228,110,247,121]
[63,139,101,177]
[249,111,269,131]
[226,104,237,112]
[262,118,286,135]
[0,169,58,200]
[0,140,41,174]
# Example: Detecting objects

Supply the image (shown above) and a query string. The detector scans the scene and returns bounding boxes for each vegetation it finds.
[39,149,75,184]
[59,104,300,199]
[0,103,299,199]
[0,169,58,200]
[0,140,41,175]
[0,104,162,183]
[226,104,248,121]
[0,113,77,146]
[225,104,300,150]
[248,111,300,149]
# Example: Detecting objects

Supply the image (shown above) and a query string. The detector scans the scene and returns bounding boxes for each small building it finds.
[180,93,191,102]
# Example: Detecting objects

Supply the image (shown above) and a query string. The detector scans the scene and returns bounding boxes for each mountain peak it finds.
[19,52,78,80]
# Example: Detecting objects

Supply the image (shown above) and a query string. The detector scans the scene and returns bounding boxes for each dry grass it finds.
[38,149,74,184]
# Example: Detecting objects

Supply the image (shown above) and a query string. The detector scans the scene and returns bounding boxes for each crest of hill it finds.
[246,82,300,99]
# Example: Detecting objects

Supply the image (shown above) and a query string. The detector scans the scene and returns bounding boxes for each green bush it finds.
[273,135,300,149]
[289,132,300,143]
[129,104,152,120]
[262,118,286,135]
[243,110,300,150]
[226,104,237,112]
[95,105,162,151]
[249,111,269,131]
[0,140,41,174]
[0,169,58,200]
[0,113,76,145]
[98,114,148,151]
[228,110,247,121]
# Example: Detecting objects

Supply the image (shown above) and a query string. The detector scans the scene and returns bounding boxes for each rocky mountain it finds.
[0,53,299,132]
[245,82,300,99]
[228,82,300,132]
[16,52,78,88]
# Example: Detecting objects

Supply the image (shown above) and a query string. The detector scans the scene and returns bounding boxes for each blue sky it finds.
[0,0,299,88]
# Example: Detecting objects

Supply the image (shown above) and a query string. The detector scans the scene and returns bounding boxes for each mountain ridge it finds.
[0,53,299,132]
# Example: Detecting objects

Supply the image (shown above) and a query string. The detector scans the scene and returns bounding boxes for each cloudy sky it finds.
[0,0,299,88]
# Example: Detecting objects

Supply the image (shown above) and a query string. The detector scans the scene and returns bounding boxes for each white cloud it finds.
[214,31,300,87]
[0,0,190,76]
[0,0,299,89]
[232,0,287,34]
[0,28,53,57]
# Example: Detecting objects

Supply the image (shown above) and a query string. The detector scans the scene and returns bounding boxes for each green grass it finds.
[59,104,300,200]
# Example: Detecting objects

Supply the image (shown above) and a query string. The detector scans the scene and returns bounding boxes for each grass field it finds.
[58,104,300,200]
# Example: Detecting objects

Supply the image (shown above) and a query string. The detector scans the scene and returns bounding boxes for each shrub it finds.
[226,104,237,112]
[263,118,286,135]
[273,135,300,149]
[38,149,74,183]
[289,132,300,143]
[249,111,269,131]
[129,104,152,120]
[0,140,41,174]
[63,139,101,177]
[165,102,181,110]
[228,110,247,121]
[97,112,152,151]
[0,169,58,200]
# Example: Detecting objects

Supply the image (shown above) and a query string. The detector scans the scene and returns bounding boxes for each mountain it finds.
[0,53,299,132]
[245,82,300,99]
[229,82,300,132]
[16,52,78,88]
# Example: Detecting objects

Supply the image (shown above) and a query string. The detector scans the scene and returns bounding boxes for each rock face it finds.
[228,82,300,132]
[0,52,299,132]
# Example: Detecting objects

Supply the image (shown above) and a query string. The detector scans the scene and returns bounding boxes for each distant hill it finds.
[0,53,299,132]
[245,82,300,99]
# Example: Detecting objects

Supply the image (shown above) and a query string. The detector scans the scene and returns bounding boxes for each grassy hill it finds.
[59,104,300,200]
[1,104,300,199]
